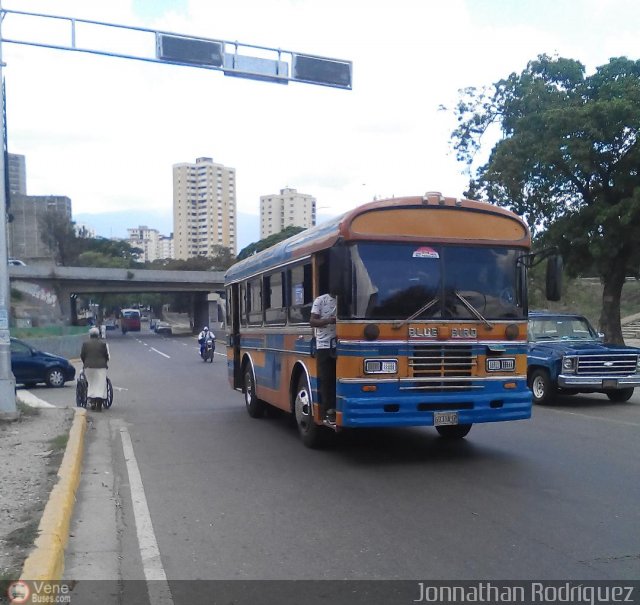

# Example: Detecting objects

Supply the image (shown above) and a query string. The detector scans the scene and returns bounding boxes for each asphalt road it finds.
[37,328,640,586]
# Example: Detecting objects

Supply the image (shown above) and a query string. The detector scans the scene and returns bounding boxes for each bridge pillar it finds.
[57,287,77,325]
[192,292,209,334]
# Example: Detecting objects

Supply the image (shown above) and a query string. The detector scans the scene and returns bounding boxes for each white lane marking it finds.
[16,390,56,408]
[150,347,171,359]
[543,406,640,427]
[120,427,174,605]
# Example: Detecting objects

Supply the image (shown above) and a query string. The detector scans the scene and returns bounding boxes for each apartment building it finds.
[259,187,316,239]
[9,194,72,261]
[8,153,27,195]
[173,157,237,259]
[127,225,174,262]
[158,234,174,260]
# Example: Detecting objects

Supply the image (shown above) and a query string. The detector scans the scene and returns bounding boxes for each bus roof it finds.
[225,194,530,284]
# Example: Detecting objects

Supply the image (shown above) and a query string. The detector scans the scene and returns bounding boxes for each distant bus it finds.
[120,308,141,333]
[224,193,561,448]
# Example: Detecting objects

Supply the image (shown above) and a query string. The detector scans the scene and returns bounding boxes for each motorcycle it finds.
[200,335,215,363]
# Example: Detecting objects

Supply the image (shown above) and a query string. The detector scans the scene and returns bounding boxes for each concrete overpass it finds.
[8,264,226,329]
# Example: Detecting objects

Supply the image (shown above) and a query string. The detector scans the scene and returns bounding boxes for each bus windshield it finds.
[348,243,525,321]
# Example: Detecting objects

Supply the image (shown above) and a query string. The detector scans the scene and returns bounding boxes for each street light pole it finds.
[0,0,17,417]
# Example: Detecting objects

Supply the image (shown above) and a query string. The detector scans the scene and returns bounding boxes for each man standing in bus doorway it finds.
[310,291,337,424]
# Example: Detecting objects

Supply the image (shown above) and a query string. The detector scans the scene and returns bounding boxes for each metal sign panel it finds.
[157,34,224,67]
[292,54,352,89]
[223,54,289,84]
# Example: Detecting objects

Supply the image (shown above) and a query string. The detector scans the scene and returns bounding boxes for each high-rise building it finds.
[260,187,316,239]
[173,157,236,259]
[9,194,72,261]
[158,234,174,261]
[8,153,27,195]
[126,225,174,263]
[75,223,97,238]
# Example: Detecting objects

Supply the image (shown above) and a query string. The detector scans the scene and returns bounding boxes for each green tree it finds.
[84,237,143,265]
[150,247,235,272]
[236,226,306,261]
[39,208,80,265]
[76,251,133,268]
[451,55,640,343]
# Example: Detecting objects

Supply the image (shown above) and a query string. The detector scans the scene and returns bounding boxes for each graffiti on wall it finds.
[13,281,59,306]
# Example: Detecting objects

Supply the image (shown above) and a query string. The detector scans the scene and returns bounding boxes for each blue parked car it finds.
[527,311,640,404]
[10,337,76,388]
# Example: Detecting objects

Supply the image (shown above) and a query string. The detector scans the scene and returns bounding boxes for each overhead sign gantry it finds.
[1,8,353,88]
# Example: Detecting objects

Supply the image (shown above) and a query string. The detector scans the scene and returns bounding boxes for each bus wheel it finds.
[243,366,265,418]
[435,424,472,439]
[294,375,326,449]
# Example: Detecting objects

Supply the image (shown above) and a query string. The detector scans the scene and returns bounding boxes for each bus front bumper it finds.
[336,381,532,428]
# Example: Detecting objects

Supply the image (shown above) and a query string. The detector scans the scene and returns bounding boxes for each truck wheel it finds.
[528,368,554,405]
[606,388,634,402]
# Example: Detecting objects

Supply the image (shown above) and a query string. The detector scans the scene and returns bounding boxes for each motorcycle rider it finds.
[198,326,213,357]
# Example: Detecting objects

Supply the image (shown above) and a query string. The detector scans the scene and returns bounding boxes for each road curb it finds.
[20,407,87,581]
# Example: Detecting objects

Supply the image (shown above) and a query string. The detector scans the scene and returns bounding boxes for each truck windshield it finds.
[348,243,525,321]
[528,317,597,341]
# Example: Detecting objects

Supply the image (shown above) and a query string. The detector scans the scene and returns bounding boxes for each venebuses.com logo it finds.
[7,580,71,604]
[7,581,30,604]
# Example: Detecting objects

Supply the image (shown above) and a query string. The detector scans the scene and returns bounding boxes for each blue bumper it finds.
[335,380,532,428]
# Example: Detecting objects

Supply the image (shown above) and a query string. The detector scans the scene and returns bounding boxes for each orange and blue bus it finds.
[224,193,560,448]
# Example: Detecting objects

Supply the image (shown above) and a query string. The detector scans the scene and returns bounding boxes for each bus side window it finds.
[288,263,313,323]
[247,278,263,325]
[240,283,248,327]
[265,272,286,324]
[225,286,233,327]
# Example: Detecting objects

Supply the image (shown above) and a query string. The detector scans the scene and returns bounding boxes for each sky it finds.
[3,0,639,251]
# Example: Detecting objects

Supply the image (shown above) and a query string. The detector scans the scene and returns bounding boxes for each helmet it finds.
[203,326,209,331]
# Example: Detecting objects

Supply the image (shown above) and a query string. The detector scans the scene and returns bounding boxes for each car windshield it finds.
[528,317,597,342]
[347,242,525,320]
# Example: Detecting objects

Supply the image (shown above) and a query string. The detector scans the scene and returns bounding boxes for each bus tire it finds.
[294,375,326,449]
[435,423,472,439]
[243,365,265,418]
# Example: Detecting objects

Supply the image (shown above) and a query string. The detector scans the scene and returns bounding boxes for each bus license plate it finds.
[602,379,618,389]
[434,411,458,426]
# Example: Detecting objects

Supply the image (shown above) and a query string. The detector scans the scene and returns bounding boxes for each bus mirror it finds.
[545,255,563,301]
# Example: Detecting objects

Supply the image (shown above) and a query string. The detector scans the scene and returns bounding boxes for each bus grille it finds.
[576,354,638,375]
[408,345,476,391]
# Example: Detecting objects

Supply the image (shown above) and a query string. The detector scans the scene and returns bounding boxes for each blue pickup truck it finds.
[527,311,640,404]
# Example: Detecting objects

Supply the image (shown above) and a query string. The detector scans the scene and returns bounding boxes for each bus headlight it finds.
[364,359,398,374]
[486,358,515,372]
[562,356,576,373]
